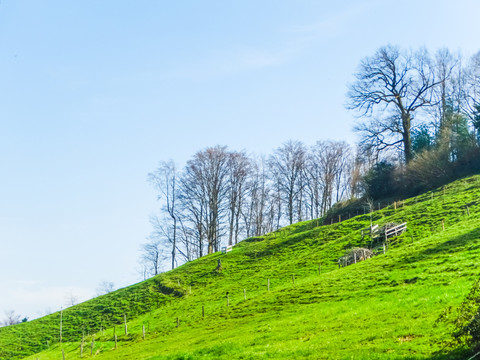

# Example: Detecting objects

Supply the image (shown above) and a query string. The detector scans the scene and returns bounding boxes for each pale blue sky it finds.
[1,0,479,319]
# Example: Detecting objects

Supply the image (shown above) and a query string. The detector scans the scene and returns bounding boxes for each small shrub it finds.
[437,279,480,347]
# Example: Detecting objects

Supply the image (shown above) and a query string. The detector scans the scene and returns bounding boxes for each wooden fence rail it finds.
[385,222,407,239]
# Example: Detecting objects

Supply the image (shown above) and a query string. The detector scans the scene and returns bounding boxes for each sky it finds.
[1,0,480,320]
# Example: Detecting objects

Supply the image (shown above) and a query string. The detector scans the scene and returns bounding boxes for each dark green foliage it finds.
[323,197,370,225]
[363,161,396,199]
[438,104,473,162]
[472,104,480,141]
[412,124,433,155]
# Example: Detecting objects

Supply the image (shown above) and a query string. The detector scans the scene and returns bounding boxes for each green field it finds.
[3,175,480,359]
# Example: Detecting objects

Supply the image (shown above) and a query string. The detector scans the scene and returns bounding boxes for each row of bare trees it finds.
[141,140,364,275]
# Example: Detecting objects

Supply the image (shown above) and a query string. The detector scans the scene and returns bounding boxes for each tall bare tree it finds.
[431,48,459,133]
[178,173,207,258]
[268,140,306,225]
[308,141,349,214]
[243,156,273,237]
[464,51,480,135]
[227,151,250,245]
[348,147,369,199]
[183,146,230,254]
[148,160,179,270]
[96,281,115,296]
[304,148,323,219]
[139,237,164,276]
[333,143,353,203]
[348,45,441,163]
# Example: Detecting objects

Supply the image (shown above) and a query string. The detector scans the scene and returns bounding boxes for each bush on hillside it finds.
[323,197,366,225]
[402,147,450,193]
[437,279,480,348]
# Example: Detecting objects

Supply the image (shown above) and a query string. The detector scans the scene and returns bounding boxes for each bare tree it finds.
[304,148,323,219]
[139,237,165,276]
[227,151,251,245]
[1,310,22,327]
[308,141,346,215]
[431,48,460,133]
[464,51,480,135]
[348,147,369,199]
[348,45,441,163]
[183,146,230,254]
[176,217,197,261]
[148,160,179,270]
[178,172,207,258]
[268,140,306,225]
[243,156,273,236]
[64,292,79,307]
[96,281,115,296]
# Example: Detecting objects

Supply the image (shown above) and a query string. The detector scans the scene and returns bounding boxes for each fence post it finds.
[91,337,94,356]
[202,306,205,318]
[318,263,321,275]
[383,243,386,254]
[60,307,63,344]
[80,333,85,357]
[292,274,295,285]
[267,278,270,291]
[244,289,246,300]
[124,314,127,335]
[442,219,445,231]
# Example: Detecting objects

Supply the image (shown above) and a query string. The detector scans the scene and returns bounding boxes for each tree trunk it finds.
[171,216,176,270]
[402,113,413,163]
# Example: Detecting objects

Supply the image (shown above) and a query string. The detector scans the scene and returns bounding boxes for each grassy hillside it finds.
[4,175,480,359]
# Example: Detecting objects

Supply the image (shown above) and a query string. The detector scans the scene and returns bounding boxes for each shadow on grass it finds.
[401,227,480,265]
[428,347,475,360]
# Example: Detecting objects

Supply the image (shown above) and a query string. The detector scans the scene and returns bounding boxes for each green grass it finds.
[4,175,480,359]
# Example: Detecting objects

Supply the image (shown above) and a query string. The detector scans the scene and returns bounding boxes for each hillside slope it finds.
[3,175,480,359]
